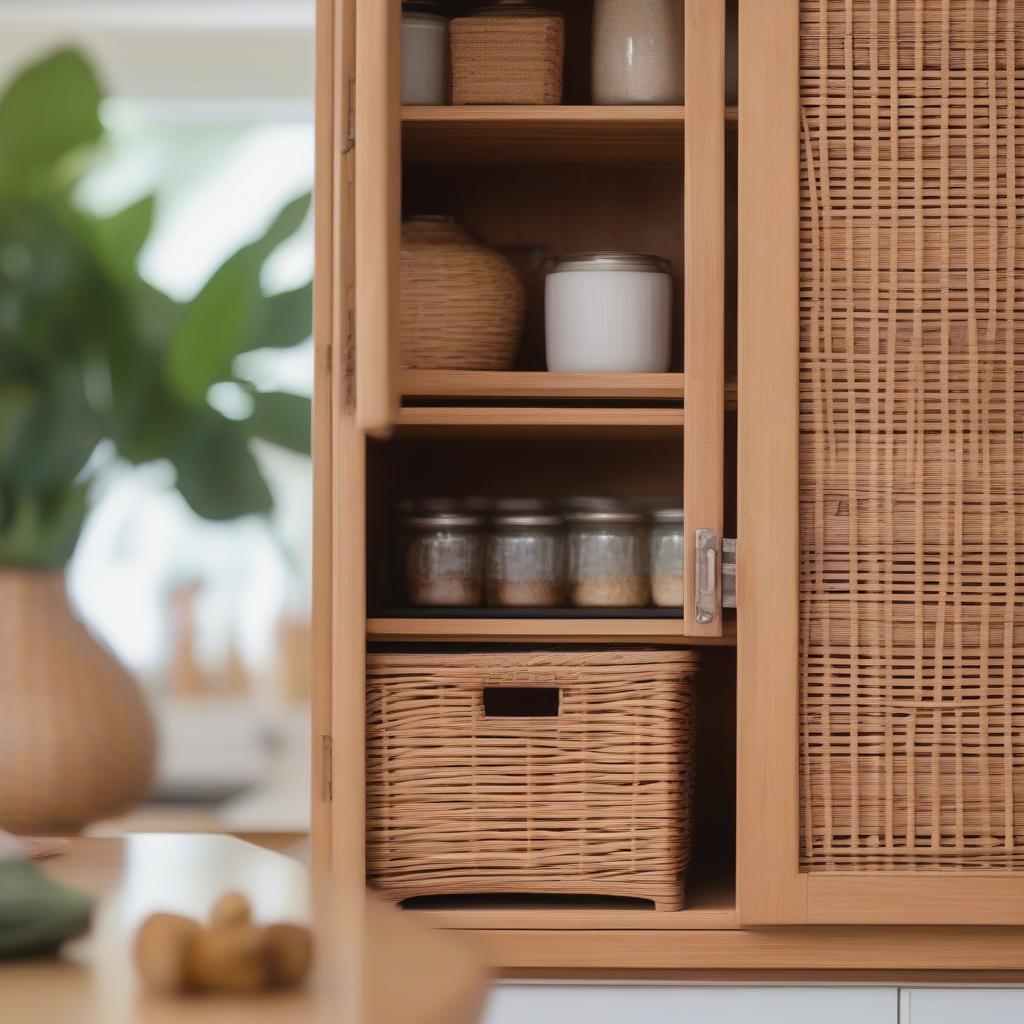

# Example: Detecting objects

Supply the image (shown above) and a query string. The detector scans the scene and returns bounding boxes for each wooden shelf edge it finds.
[395,407,684,429]
[402,104,738,123]
[401,370,737,409]
[367,617,738,645]
[403,105,686,123]
[402,370,685,401]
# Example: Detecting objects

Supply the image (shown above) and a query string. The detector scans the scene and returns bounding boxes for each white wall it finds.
[0,0,313,114]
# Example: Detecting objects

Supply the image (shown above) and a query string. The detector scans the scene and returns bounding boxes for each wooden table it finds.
[4,835,488,1024]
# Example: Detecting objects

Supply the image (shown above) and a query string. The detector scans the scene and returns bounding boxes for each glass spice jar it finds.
[649,508,685,608]
[404,513,484,607]
[566,510,650,607]
[485,513,566,608]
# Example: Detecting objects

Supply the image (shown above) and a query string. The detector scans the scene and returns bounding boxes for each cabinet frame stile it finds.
[683,0,726,636]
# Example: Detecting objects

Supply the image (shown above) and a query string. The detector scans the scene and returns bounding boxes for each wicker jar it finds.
[400,216,525,370]
[367,649,697,910]
[0,570,155,835]
[450,1,564,105]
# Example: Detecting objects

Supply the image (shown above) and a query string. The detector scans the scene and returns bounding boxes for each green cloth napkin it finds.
[0,859,93,957]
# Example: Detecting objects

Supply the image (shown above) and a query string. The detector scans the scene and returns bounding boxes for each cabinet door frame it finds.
[682,0,726,637]
[312,0,369,889]
[736,0,1024,927]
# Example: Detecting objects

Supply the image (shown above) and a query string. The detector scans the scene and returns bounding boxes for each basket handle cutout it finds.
[482,687,559,718]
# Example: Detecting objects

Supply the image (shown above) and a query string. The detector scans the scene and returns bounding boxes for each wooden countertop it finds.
[4,834,488,1024]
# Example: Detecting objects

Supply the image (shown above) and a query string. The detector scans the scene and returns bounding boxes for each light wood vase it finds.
[0,570,155,835]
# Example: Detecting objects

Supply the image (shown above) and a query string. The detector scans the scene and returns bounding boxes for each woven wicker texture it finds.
[0,571,155,835]
[366,649,697,909]
[400,216,525,370]
[450,15,564,105]
[800,0,1024,870]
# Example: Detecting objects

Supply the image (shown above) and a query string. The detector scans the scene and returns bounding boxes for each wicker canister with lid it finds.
[400,215,525,370]
[450,0,565,105]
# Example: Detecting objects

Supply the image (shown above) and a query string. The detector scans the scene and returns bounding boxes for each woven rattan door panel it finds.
[735,0,1024,926]
[799,0,1024,874]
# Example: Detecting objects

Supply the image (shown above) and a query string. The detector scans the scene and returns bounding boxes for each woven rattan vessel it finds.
[450,8,564,105]
[0,571,155,835]
[366,649,697,909]
[799,0,1024,871]
[400,216,525,370]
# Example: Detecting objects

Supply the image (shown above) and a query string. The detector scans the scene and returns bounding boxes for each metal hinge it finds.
[695,530,738,623]
[321,735,333,802]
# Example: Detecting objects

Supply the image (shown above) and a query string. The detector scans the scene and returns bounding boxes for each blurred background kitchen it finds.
[0,0,315,852]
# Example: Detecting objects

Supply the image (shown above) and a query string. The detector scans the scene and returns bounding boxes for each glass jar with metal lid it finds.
[404,513,485,607]
[649,508,685,608]
[566,510,650,608]
[545,252,673,374]
[485,513,566,608]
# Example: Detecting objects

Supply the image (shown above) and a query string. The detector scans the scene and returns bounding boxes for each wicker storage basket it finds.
[367,649,697,910]
[450,8,564,105]
[400,216,525,370]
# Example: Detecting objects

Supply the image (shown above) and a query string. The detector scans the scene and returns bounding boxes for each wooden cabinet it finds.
[313,0,1024,972]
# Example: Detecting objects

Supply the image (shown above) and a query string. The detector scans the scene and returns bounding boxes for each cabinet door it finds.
[683,0,727,636]
[353,0,401,439]
[901,989,1024,1024]
[738,0,1024,924]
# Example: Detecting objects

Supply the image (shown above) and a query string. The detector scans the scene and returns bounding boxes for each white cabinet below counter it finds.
[901,989,1024,1023]
[483,984,899,1024]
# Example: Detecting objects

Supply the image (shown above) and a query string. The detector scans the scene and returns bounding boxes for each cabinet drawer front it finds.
[902,988,1024,1024]
[485,985,898,1024]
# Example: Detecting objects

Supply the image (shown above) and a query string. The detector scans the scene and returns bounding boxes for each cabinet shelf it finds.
[407,874,737,932]
[402,105,738,166]
[402,370,737,408]
[367,617,737,645]
[394,405,685,438]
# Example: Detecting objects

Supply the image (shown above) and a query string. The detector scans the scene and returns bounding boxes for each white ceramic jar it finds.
[402,3,448,105]
[545,253,673,373]
[592,0,684,105]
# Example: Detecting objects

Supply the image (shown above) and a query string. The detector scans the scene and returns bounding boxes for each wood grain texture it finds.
[354,0,400,438]
[329,0,365,892]
[366,617,738,645]
[736,0,807,925]
[394,407,685,430]
[403,370,684,401]
[683,0,726,636]
[463,925,1024,972]
[309,0,336,875]
[403,105,688,166]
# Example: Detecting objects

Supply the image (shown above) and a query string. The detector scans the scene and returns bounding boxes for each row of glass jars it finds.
[398,498,684,609]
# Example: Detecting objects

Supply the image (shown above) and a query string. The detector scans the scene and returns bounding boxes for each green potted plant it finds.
[0,49,313,834]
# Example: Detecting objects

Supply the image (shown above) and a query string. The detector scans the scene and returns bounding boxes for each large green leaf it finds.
[246,391,311,454]
[6,367,103,493]
[0,49,103,193]
[172,409,273,520]
[251,284,312,350]
[0,485,88,567]
[91,194,155,282]
[165,193,311,405]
